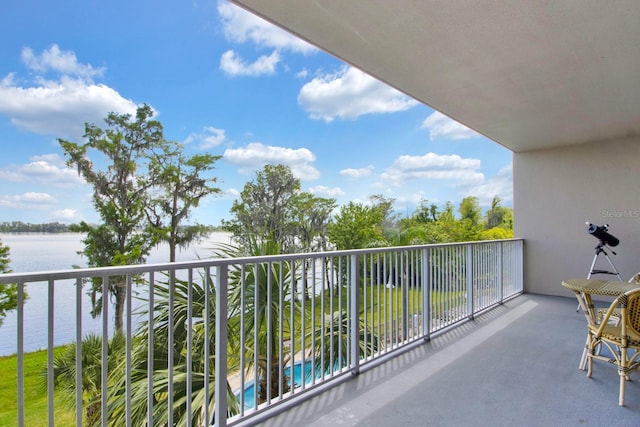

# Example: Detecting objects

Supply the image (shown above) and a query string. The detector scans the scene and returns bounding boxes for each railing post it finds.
[422,248,431,341]
[350,254,360,375]
[466,245,474,319]
[498,242,504,303]
[215,265,229,427]
[401,252,409,342]
[519,240,524,293]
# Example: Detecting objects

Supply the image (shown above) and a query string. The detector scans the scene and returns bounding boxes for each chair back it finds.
[626,288,640,339]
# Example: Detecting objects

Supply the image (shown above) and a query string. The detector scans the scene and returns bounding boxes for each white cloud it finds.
[0,192,57,208]
[224,188,241,198]
[422,111,477,141]
[185,126,227,149]
[223,142,319,180]
[220,50,280,77]
[0,46,139,139]
[308,185,345,197]
[49,208,80,222]
[21,44,105,80]
[380,152,484,186]
[339,165,374,178]
[218,1,316,54]
[398,192,427,206]
[0,155,85,187]
[298,67,419,122]
[460,163,513,205]
[29,153,66,166]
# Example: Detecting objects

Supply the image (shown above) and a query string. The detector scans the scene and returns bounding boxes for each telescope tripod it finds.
[576,242,622,311]
[587,242,622,280]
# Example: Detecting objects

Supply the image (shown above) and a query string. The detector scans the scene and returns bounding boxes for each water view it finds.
[0,232,232,356]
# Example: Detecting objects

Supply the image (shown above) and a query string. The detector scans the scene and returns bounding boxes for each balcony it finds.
[249,293,640,426]
[3,238,636,426]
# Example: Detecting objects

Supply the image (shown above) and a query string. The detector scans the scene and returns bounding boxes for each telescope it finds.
[586,222,620,247]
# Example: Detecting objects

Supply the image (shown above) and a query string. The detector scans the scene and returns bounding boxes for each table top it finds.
[562,278,639,296]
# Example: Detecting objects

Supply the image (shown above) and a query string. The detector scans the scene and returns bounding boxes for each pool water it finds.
[237,360,316,409]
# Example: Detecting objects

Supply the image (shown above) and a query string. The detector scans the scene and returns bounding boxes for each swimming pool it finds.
[236,360,316,409]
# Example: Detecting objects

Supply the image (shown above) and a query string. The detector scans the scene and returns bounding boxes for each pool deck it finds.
[233,294,640,426]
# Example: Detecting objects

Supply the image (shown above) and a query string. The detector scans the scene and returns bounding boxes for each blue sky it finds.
[0,0,512,226]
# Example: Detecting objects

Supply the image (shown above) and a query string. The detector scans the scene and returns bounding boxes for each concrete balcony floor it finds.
[238,294,640,426]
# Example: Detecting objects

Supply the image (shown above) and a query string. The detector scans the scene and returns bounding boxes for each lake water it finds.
[0,232,233,356]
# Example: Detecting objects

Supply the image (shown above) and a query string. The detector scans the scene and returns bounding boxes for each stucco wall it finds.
[514,136,640,297]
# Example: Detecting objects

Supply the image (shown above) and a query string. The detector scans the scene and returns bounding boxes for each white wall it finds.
[514,136,640,296]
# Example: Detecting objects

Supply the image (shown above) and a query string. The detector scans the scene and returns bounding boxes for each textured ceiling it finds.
[231,0,640,152]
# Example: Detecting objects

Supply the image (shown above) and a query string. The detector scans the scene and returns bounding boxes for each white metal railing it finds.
[0,239,523,427]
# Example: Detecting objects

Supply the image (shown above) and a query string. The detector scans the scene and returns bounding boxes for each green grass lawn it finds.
[0,348,75,427]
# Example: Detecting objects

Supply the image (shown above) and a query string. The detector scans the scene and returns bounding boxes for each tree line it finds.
[0,221,73,233]
[224,164,512,253]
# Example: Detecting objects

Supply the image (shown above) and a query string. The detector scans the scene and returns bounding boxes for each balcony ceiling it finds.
[231,0,640,153]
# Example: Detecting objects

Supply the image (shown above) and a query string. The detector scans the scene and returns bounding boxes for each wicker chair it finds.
[586,288,640,406]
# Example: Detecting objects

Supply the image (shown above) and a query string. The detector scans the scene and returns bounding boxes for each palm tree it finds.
[306,306,380,379]
[218,238,301,404]
[49,332,125,425]
[104,275,239,426]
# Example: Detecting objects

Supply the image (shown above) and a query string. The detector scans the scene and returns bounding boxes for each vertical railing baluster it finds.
[47,279,54,427]
[337,256,342,371]
[266,262,272,403]
[310,258,316,385]
[126,274,132,427]
[376,253,381,353]
[422,248,430,339]
[147,271,155,426]
[186,268,193,423]
[466,245,474,318]
[215,264,229,427]
[349,254,360,375]
[475,244,480,310]
[368,254,374,357]
[239,264,246,412]
[253,264,259,400]
[102,276,108,427]
[167,271,174,426]
[278,261,284,399]
[75,277,82,427]
[402,251,408,343]
[203,266,211,425]
[17,282,25,427]
[383,254,388,349]
[300,262,306,390]
[147,271,155,427]
[329,256,335,370]
[319,256,326,379]
[289,262,295,394]
[394,251,398,343]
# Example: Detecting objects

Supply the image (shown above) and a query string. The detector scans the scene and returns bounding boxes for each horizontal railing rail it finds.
[0,239,523,427]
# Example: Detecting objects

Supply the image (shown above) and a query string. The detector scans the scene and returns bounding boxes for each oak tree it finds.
[59,105,164,332]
